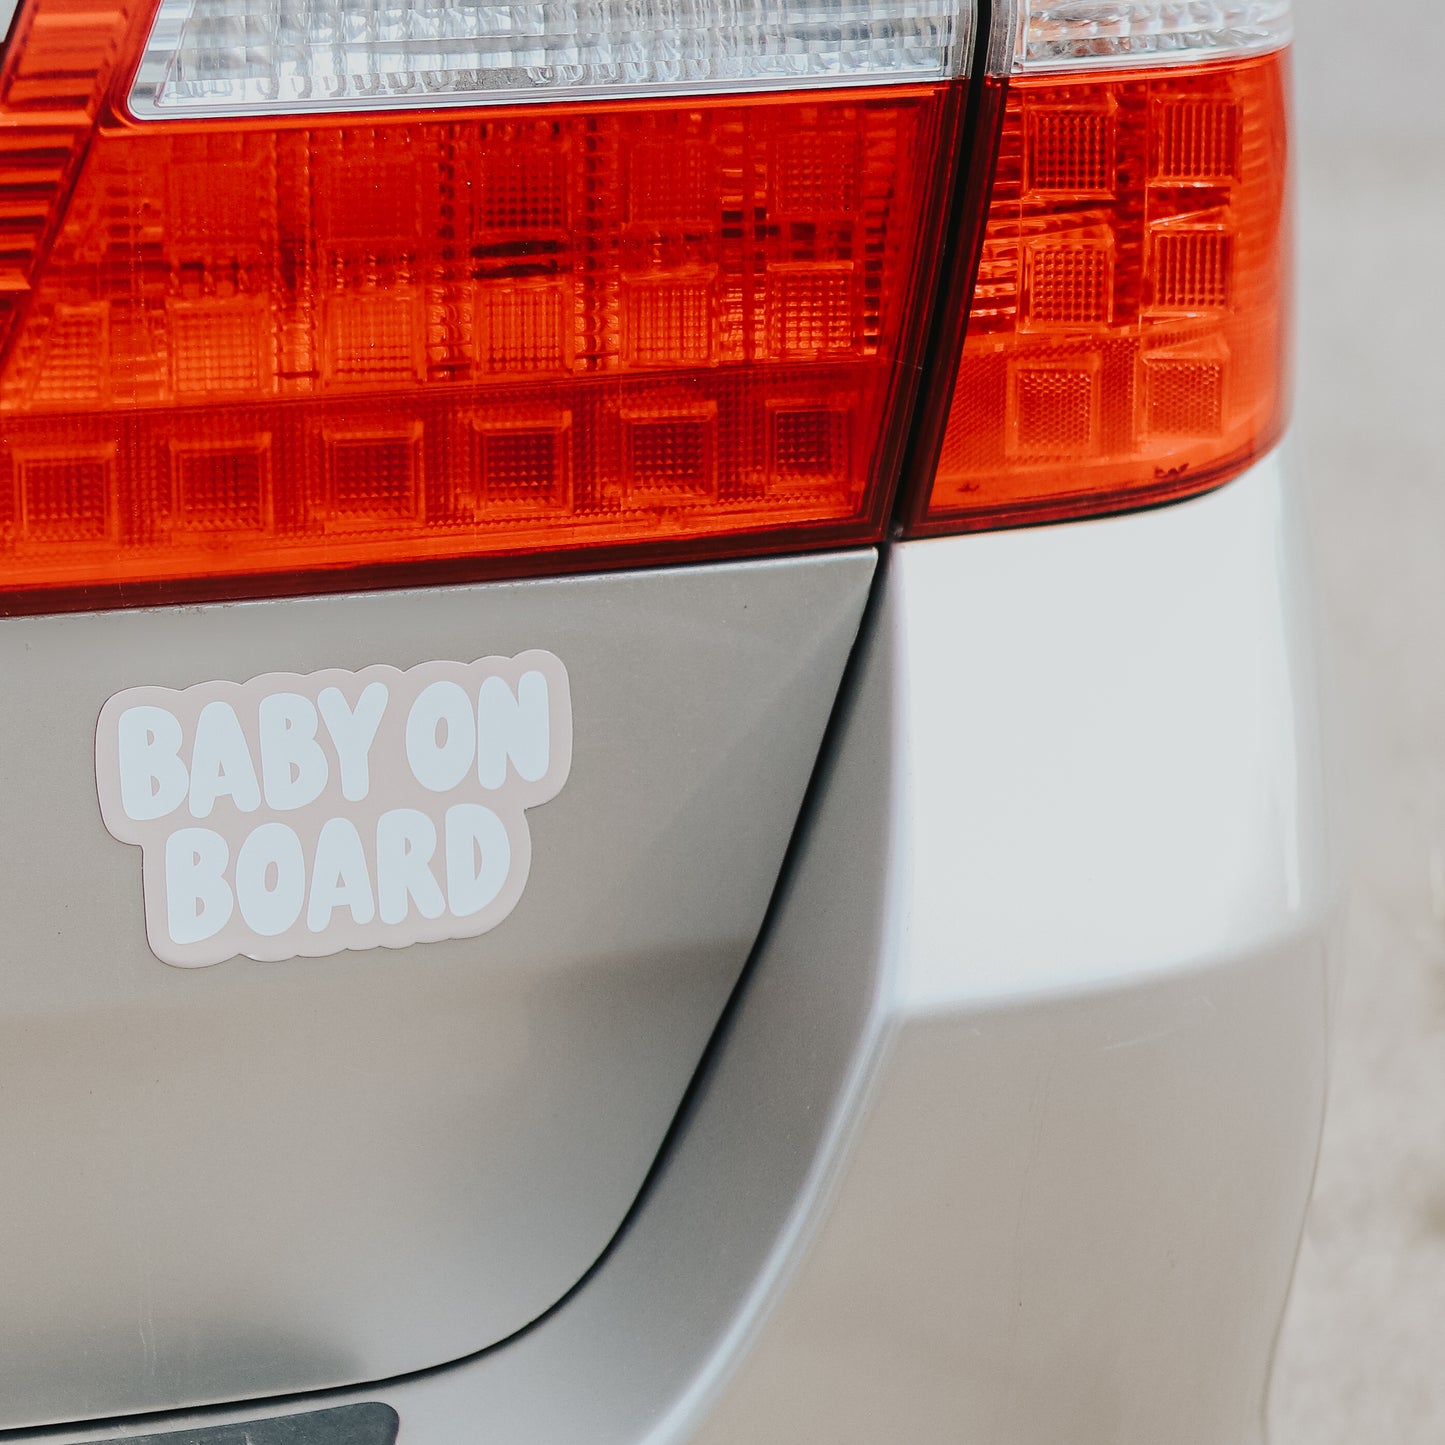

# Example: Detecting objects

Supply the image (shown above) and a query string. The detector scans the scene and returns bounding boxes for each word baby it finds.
[95,653,572,967]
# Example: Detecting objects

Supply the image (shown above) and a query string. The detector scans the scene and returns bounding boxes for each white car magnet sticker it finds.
[95,652,572,968]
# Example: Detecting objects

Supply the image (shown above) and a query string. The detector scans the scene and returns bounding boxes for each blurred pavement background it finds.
[1268,2,1445,1440]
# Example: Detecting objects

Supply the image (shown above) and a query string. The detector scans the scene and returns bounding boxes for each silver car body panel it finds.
[15,442,1336,1445]
[0,551,874,1428]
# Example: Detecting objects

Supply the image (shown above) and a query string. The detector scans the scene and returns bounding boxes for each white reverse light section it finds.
[1014,0,1290,71]
[129,0,972,118]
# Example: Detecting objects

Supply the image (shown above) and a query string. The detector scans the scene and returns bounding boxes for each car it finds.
[0,0,1333,1440]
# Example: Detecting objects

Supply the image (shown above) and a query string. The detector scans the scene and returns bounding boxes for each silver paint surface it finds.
[10,447,1336,1445]
[0,551,874,1427]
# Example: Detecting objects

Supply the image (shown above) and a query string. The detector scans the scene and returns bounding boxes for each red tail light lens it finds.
[905,50,1290,532]
[0,0,964,609]
[0,0,1295,606]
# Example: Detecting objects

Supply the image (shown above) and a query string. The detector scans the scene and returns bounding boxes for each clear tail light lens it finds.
[1015,0,1290,71]
[131,0,967,113]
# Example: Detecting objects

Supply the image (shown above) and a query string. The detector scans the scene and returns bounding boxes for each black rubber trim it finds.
[891,2,1010,536]
[89,1405,398,1445]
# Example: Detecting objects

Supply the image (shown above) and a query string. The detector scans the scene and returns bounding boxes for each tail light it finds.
[0,0,971,609]
[901,0,1292,533]
[0,0,1292,611]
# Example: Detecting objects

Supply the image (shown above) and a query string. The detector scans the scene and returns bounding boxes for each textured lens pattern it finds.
[0,89,948,598]
[919,53,1288,529]
[130,0,967,116]
[1018,1,1290,71]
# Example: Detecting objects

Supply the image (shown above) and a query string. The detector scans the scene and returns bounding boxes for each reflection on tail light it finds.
[0,0,969,610]
[900,0,1292,534]
[0,0,1294,608]
[906,51,1289,532]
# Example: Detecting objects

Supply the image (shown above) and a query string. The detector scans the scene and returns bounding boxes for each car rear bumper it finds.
[30,439,1336,1445]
